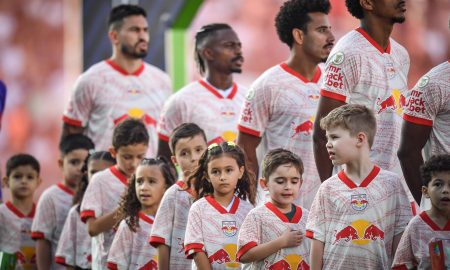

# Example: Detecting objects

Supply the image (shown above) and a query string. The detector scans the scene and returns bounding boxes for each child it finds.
[392,154,450,269]
[149,123,208,270]
[237,148,311,269]
[32,134,94,270]
[184,141,256,270]
[0,154,41,269]
[306,104,413,269]
[80,119,149,270]
[55,151,115,269]
[107,157,175,269]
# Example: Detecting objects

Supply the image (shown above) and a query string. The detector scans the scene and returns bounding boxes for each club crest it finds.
[222,221,238,237]
[351,194,368,211]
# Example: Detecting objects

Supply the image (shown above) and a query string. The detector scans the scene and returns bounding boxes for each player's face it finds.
[111,143,148,178]
[325,126,359,166]
[302,12,335,63]
[172,134,207,179]
[262,164,302,211]
[372,0,406,24]
[423,171,450,213]
[87,159,115,181]
[207,155,244,200]
[207,29,244,74]
[135,164,167,215]
[60,149,89,189]
[116,15,149,59]
[4,165,41,200]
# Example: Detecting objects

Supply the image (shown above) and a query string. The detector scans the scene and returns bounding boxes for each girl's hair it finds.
[74,151,116,212]
[115,156,176,232]
[187,142,256,205]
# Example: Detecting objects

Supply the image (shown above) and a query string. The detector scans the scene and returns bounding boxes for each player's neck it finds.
[11,196,34,215]
[204,71,233,90]
[212,191,235,208]
[110,53,143,74]
[426,207,450,229]
[62,179,77,193]
[344,156,374,185]
[360,19,393,51]
[285,53,318,81]
[141,204,157,216]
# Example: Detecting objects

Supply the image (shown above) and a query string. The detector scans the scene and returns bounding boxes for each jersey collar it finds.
[110,166,128,185]
[57,182,75,196]
[338,165,380,189]
[106,59,145,76]
[205,195,240,214]
[280,63,321,83]
[6,201,36,218]
[198,79,237,100]
[138,211,154,224]
[265,202,302,223]
[420,211,450,231]
[355,28,391,54]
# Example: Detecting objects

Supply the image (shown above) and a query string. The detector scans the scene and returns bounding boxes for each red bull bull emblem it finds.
[376,89,406,115]
[139,259,158,270]
[351,194,368,211]
[222,221,238,237]
[209,244,240,268]
[291,119,313,137]
[267,254,310,270]
[334,219,384,245]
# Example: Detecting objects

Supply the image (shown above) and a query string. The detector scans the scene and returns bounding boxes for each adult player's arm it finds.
[193,252,212,270]
[397,121,431,204]
[61,122,84,138]
[392,232,403,256]
[36,239,52,270]
[237,132,261,177]
[86,209,118,237]
[310,239,324,270]
[313,96,346,182]
[157,245,170,270]
[157,139,172,161]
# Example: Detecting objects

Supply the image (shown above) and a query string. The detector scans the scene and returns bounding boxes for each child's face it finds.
[60,149,89,187]
[135,164,167,214]
[422,171,450,212]
[172,134,207,178]
[111,143,148,178]
[4,165,41,200]
[88,159,115,181]
[261,163,302,210]
[207,155,244,198]
[325,126,360,165]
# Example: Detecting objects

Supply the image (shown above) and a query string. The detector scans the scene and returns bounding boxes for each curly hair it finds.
[275,0,331,48]
[420,155,450,186]
[115,157,176,232]
[186,142,256,205]
[345,0,364,19]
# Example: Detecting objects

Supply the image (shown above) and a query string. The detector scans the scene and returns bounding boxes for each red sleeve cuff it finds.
[236,241,257,262]
[31,231,45,240]
[320,89,347,102]
[402,114,433,127]
[185,243,204,259]
[80,210,96,223]
[158,132,170,142]
[237,124,261,137]
[107,262,118,270]
[305,230,315,239]
[55,256,69,266]
[62,115,83,127]
[392,264,409,270]
[149,235,166,248]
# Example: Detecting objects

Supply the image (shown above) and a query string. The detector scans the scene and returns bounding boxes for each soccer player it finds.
[0,154,41,270]
[157,23,245,160]
[149,123,208,270]
[32,134,94,270]
[392,155,450,269]
[237,0,334,208]
[306,105,412,269]
[397,60,450,206]
[80,119,148,270]
[62,4,171,157]
[237,149,311,269]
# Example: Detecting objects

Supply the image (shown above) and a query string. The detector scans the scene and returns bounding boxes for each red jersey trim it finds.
[31,231,45,240]
[392,265,409,270]
[411,202,417,216]
[106,59,145,76]
[55,256,68,266]
[106,261,119,270]
[402,114,433,127]
[185,243,205,259]
[198,79,237,100]
[355,27,391,54]
[57,182,75,196]
[110,166,128,185]
[320,89,347,102]
[337,166,380,189]
[158,132,170,142]
[265,202,302,223]
[280,63,322,83]
[139,211,154,224]
[420,211,450,231]
[237,124,261,137]
[5,201,36,218]
[305,230,314,239]
[176,180,193,194]
[205,195,240,214]
[236,241,257,262]
[149,235,166,247]
[80,210,96,223]
[62,115,83,127]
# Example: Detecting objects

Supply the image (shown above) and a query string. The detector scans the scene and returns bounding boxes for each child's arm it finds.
[193,252,212,270]
[157,245,170,270]
[239,229,303,263]
[36,239,52,270]
[86,208,118,236]
[310,239,324,270]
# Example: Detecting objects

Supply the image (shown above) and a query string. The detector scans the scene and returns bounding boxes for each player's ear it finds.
[109,147,117,159]
[108,29,119,45]
[259,178,269,191]
[292,28,304,46]
[203,47,215,61]
[356,132,366,146]
[421,186,430,198]
[2,176,9,188]
[171,155,178,166]
[359,0,374,12]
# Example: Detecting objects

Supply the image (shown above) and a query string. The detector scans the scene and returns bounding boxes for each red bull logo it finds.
[222,221,238,237]
[376,89,405,115]
[351,194,368,211]
[139,259,157,270]
[267,254,309,270]
[16,247,36,270]
[113,108,157,127]
[208,244,240,268]
[291,117,314,137]
[334,219,384,245]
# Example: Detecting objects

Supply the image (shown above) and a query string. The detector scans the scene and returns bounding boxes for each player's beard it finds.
[392,15,406,24]
[121,41,148,59]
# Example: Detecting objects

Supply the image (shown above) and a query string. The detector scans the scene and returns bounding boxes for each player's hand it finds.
[280,229,303,248]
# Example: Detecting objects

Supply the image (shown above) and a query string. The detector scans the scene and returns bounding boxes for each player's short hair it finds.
[194,23,232,74]
[108,4,147,31]
[6,154,40,177]
[320,104,377,148]
[275,0,331,48]
[169,123,207,154]
[112,118,149,150]
[420,155,450,186]
[59,134,95,156]
[345,0,364,19]
[262,148,304,181]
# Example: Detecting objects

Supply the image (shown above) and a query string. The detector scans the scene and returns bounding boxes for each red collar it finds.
[338,166,380,189]
[57,182,75,196]
[110,166,128,185]
[420,212,450,231]
[106,59,145,76]
[138,211,154,224]
[355,28,391,54]
[265,202,302,223]
[205,195,240,214]
[280,63,321,83]
[198,79,237,99]
[6,201,36,218]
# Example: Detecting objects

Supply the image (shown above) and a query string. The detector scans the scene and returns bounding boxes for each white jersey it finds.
[149,181,193,269]
[55,205,91,269]
[305,166,412,269]
[237,202,311,269]
[184,196,253,270]
[80,166,128,270]
[31,183,74,270]
[107,213,158,270]
[157,79,246,144]
[392,212,450,270]
[237,63,323,209]
[63,60,172,156]
[403,60,450,159]
[0,202,36,269]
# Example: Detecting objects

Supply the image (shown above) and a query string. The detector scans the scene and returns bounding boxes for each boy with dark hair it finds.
[32,134,94,270]
[237,148,311,269]
[306,104,412,269]
[80,118,148,269]
[392,154,450,269]
[0,154,41,269]
[150,123,207,269]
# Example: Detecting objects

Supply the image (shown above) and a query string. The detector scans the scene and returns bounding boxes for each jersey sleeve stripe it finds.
[55,256,68,266]
[320,89,347,102]
[305,230,315,239]
[236,241,257,262]
[106,262,119,270]
[149,235,166,247]
[31,231,45,240]
[237,124,261,137]
[80,210,96,223]
[62,115,83,127]
[185,243,205,259]
[402,114,433,126]
[158,132,170,142]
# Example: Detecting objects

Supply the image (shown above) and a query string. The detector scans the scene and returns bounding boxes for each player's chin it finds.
[392,15,406,24]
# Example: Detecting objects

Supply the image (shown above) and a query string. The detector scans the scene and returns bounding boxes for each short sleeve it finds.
[236,210,259,261]
[157,94,183,142]
[55,207,77,267]
[107,221,133,270]
[184,204,205,259]
[149,186,176,247]
[391,222,416,269]
[80,175,103,223]
[62,76,94,127]
[305,185,327,242]
[31,191,56,241]
[393,178,413,236]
